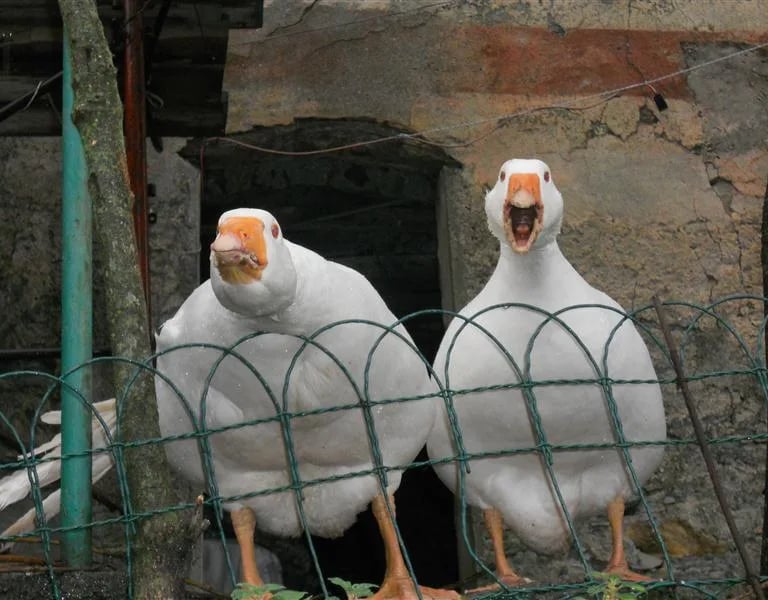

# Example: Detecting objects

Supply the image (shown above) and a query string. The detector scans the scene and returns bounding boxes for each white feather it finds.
[0,399,117,550]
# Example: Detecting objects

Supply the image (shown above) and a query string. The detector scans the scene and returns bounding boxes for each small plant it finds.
[328,577,378,600]
[230,578,378,600]
[572,572,648,600]
[231,582,310,600]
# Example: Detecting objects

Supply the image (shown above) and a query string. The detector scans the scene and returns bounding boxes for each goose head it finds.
[485,158,563,253]
[209,208,297,317]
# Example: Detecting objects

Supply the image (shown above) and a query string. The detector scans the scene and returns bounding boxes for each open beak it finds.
[503,173,544,253]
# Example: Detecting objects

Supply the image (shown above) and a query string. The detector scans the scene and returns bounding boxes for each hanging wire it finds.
[194,40,768,161]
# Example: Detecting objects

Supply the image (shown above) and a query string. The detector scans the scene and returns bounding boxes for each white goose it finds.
[154,208,457,600]
[427,159,666,586]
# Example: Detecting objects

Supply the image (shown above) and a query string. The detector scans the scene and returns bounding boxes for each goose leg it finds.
[466,508,529,593]
[368,494,459,600]
[231,506,266,587]
[604,496,651,581]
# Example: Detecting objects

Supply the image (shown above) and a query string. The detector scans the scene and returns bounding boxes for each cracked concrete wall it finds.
[224,0,768,588]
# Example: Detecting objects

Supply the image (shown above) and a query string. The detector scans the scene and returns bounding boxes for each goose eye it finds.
[544,171,550,182]
[271,223,280,239]
[499,170,506,182]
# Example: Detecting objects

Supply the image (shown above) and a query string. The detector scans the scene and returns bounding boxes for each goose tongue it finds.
[511,206,536,244]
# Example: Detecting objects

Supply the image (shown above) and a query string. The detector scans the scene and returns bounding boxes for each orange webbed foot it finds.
[465,572,532,595]
[603,562,655,582]
[368,576,460,600]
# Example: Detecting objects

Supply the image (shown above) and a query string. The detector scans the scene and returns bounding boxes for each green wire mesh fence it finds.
[0,294,767,599]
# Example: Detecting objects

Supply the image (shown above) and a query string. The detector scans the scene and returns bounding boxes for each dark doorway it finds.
[183,119,459,591]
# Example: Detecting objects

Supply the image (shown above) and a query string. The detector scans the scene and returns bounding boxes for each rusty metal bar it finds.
[124,0,151,323]
[653,296,765,600]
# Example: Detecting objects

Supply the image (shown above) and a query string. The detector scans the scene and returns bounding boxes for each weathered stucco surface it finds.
[222,0,768,588]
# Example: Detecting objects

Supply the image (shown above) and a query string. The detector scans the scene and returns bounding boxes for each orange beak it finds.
[503,173,543,253]
[211,217,268,283]
[506,173,541,206]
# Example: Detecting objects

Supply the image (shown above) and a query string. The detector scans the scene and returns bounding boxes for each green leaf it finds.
[232,583,283,600]
[274,590,309,600]
[329,578,354,591]
[585,585,605,595]
[328,577,378,599]
[232,583,275,600]
[261,584,291,592]
[350,583,378,596]
[230,583,310,600]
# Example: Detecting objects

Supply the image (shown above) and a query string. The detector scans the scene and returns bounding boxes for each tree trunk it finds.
[56,1,203,597]
[761,176,768,576]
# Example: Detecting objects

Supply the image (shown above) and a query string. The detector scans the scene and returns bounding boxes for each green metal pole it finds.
[60,28,93,567]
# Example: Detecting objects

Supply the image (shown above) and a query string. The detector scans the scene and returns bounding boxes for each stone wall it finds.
[222,0,768,590]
